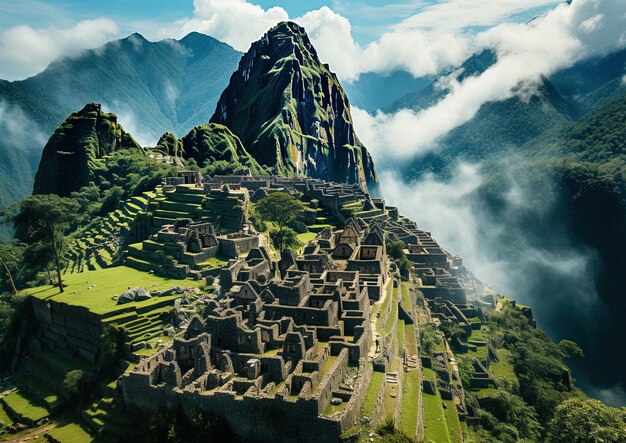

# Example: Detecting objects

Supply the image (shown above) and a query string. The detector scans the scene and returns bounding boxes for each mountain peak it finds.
[33,105,140,197]
[209,21,380,195]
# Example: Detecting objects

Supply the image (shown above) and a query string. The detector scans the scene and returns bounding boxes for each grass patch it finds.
[46,422,94,443]
[2,390,49,422]
[399,369,420,437]
[442,399,462,443]
[25,266,203,316]
[297,232,317,245]
[404,322,417,355]
[196,255,230,268]
[422,392,450,443]
[361,371,385,417]
[489,349,519,389]
[321,355,338,375]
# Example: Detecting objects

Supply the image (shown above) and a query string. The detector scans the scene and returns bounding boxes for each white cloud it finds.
[0,18,119,80]
[0,100,46,149]
[299,7,468,81]
[169,0,288,51]
[355,0,626,160]
[157,2,470,82]
[101,102,159,148]
[399,0,560,31]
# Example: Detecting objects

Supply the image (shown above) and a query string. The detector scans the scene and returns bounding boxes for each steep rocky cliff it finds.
[33,103,141,196]
[210,21,380,196]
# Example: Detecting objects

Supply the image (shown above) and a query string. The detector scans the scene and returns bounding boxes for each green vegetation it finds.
[63,369,86,397]
[25,266,203,316]
[399,369,420,436]
[46,422,94,443]
[375,418,414,443]
[182,123,264,175]
[361,371,385,417]
[1,390,49,422]
[255,192,305,252]
[386,238,412,280]
[10,194,80,292]
[547,398,626,443]
[422,392,450,443]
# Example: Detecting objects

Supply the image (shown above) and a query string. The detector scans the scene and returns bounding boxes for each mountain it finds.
[209,22,380,196]
[389,47,626,397]
[386,50,498,113]
[178,123,263,174]
[387,50,577,177]
[33,103,141,196]
[0,32,241,208]
[343,71,433,112]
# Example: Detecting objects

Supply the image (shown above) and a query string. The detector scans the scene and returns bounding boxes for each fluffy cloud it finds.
[0,18,119,80]
[399,0,560,31]
[164,2,469,82]
[299,7,468,81]
[354,0,626,160]
[174,0,288,51]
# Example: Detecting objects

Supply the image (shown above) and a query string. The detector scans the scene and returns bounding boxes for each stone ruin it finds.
[119,217,393,442]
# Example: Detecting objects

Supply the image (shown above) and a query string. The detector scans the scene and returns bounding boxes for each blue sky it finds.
[0,0,558,45]
[0,0,567,81]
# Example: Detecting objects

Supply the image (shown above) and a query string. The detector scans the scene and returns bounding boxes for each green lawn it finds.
[489,349,519,389]
[297,232,317,244]
[0,401,13,426]
[442,399,463,443]
[2,390,49,422]
[422,392,450,443]
[401,283,412,310]
[404,322,417,355]
[361,371,385,417]
[196,254,230,268]
[24,266,203,316]
[46,422,94,442]
[399,369,420,437]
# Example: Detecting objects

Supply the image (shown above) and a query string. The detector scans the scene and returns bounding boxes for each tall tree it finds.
[11,195,79,292]
[255,192,305,252]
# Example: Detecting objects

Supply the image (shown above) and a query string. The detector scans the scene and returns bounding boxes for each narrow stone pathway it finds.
[368,278,391,358]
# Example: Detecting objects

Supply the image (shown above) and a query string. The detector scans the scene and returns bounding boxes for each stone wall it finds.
[31,297,103,363]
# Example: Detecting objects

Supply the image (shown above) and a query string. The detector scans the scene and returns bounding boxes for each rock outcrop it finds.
[210,21,381,196]
[33,103,141,196]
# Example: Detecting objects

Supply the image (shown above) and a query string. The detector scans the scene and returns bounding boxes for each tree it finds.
[255,193,305,252]
[62,369,85,397]
[0,242,24,294]
[269,227,300,253]
[558,339,584,359]
[386,238,412,280]
[11,195,80,293]
[547,398,626,443]
[386,239,406,260]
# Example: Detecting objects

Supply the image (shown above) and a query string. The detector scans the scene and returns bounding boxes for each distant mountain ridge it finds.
[0,32,242,208]
[29,22,381,200]
[387,44,626,397]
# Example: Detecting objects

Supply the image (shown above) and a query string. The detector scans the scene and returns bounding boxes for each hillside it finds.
[389,47,626,398]
[0,32,241,208]
[33,104,141,196]
[210,22,381,196]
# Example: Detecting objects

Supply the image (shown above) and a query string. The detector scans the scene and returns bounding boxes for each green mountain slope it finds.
[179,123,264,174]
[210,21,380,196]
[391,47,626,397]
[33,104,141,197]
[0,32,241,208]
